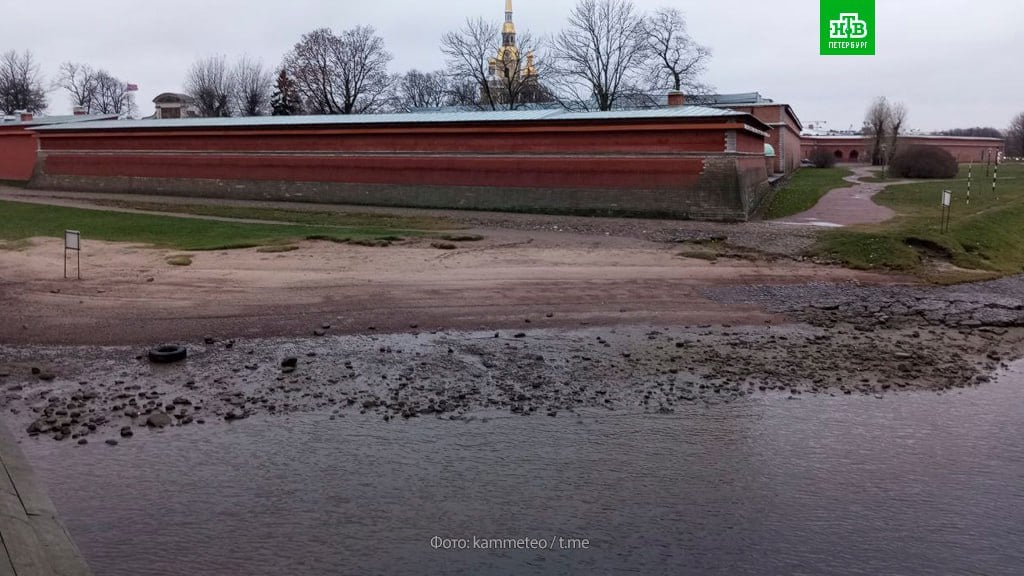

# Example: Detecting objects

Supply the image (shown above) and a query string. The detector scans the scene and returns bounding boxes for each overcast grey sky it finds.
[5,0,1022,131]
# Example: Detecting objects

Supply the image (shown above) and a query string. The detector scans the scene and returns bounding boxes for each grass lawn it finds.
[0,200,455,250]
[764,167,854,219]
[812,163,1024,281]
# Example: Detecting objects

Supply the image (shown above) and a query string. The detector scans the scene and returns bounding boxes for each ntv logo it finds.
[829,13,869,39]
[821,0,874,55]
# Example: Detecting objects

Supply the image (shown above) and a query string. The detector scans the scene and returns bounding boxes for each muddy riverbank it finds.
[2,318,1022,445]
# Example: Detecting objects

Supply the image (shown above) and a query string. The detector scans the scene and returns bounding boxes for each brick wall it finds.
[0,127,38,181]
[32,117,771,221]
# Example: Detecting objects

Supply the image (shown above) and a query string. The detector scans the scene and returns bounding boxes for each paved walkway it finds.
[777,165,909,228]
[0,422,92,575]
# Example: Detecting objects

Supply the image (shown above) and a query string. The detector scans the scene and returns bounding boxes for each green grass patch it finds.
[165,254,193,266]
[812,163,1024,279]
[0,200,418,250]
[256,244,300,253]
[87,200,463,231]
[765,167,854,219]
[437,233,485,242]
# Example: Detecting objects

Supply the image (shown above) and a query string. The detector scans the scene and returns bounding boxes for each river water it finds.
[20,361,1024,575]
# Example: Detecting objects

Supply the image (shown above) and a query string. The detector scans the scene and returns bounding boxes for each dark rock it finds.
[105,439,119,446]
[146,412,172,428]
[281,357,298,369]
[120,426,134,438]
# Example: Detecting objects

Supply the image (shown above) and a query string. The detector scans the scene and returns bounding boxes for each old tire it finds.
[148,344,187,364]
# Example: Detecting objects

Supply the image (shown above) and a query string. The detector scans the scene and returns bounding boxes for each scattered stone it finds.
[146,412,172,428]
[105,439,119,446]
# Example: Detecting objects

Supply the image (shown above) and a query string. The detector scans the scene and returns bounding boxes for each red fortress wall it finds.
[801,135,1005,163]
[30,110,772,221]
[0,124,40,181]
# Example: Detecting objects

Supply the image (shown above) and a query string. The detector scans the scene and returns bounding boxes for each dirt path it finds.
[777,165,910,227]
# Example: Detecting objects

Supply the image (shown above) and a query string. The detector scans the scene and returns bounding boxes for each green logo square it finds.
[821,0,875,55]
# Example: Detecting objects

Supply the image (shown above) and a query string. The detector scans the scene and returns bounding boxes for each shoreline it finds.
[3,320,1022,445]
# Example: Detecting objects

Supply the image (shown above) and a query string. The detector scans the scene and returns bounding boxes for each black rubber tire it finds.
[148,344,187,364]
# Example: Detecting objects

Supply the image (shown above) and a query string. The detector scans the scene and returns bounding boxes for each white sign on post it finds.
[64,230,81,279]
[942,190,952,207]
[65,230,80,251]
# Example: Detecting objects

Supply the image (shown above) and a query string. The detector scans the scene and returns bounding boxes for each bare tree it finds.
[57,62,99,112]
[447,78,484,108]
[92,71,134,116]
[284,29,338,114]
[0,50,48,114]
[1007,112,1024,158]
[863,97,909,166]
[645,7,712,95]
[441,18,500,110]
[864,96,890,165]
[284,26,394,114]
[333,26,394,114]
[395,69,451,111]
[887,101,908,164]
[233,55,273,116]
[185,55,235,117]
[441,18,549,111]
[549,0,651,111]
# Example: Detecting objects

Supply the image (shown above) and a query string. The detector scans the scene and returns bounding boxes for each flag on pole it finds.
[126,83,139,92]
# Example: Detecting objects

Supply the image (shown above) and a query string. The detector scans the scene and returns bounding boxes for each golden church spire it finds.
[502,0,517,47]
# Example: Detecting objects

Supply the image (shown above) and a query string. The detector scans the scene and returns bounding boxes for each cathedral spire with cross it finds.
[489,0,536,81]
[502,0,516,48]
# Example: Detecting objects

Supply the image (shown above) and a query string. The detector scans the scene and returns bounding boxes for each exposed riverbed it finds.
[13,358,1024,575]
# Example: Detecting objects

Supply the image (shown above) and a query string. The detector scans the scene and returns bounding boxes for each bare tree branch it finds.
[283,26,393,115]
[185,55,235,117]
[233,55,273,116]
[864,96,890,165]
[57,62,99,112]
[441,17,501,110]
[395,69,451,111]
[0,50,48,114]
[645,7,712,94]
[92,71,134,116]
[549,0,651,111]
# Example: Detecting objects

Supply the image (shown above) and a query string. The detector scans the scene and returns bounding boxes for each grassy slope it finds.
[764,167,855,219]
[0,200,450,250]
[813,163,1024,278]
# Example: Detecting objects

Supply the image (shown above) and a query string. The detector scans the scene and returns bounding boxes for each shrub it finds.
[889,145,958,179]
[808,148,837,168]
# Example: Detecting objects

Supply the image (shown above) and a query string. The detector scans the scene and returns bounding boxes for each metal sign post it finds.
[993,161,999,200]
[64,230,81,280]
[941,190,952,234]
[967,162,972,205]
